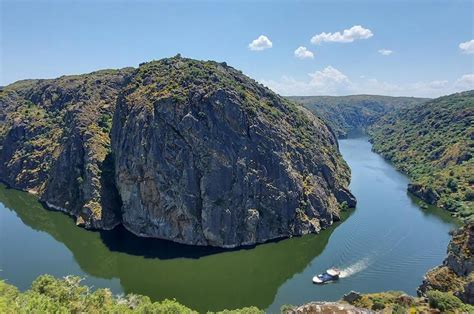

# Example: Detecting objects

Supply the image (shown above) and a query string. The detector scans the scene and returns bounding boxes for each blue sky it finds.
[1,0,473,97]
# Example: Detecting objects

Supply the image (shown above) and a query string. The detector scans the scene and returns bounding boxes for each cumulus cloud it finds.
[261,66,352,95]
[309,66,350,86]
[294,46,314,59]
[260,68,473,98]
[249,35,273,51]
[310,25,373,44]
[459,40,474,54]
[454,74,474,89]
[378,49,393,56]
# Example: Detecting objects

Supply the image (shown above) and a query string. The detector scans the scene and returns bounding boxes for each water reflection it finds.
[408,193,461,226]
[0,184,350,312]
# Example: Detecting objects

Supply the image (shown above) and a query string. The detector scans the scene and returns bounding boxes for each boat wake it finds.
[339,258,370,278]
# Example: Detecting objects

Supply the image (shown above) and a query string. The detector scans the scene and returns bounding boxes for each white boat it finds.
[312,268,341,284]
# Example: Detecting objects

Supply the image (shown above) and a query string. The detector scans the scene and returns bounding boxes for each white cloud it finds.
[310,25,373,44]
[294,46,314,59]
[378,49,393,56]
[260,68,473,98]
[309,66,350,86]
[459,39,474,54]
[249,35,273,51]
[261,66,352,95]
[454,74,474,89]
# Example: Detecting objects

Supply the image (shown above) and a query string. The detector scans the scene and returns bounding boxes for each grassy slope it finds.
[368,91,474,221]
[290,95,428,138]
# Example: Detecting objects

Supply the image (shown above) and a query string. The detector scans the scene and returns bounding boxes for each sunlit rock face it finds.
[112,56,355,247]
[0,56,355,247]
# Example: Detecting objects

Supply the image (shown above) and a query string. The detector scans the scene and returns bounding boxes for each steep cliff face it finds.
[419,223,474,304]
[1,56,355,247]
[111,57,355,247]
[0,69,133,229]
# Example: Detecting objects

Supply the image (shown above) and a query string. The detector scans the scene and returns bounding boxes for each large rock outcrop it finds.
[111,57,355,247]
[1,56,355,247]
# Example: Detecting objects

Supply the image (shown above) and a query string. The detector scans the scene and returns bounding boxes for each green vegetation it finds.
[0,275,263,314]
[426,290,474,312]
[4,275,472,313]
[130,56,331,152]
[0,67,133,226]
[283,290,474,313]
[368,91,474,221]
[290,95,428,138]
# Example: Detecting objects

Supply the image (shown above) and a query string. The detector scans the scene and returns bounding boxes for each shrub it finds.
[392,304,407,314]
[372,301,385,310]
[447,178,458,192]
[280,304,295,313]
[427,290,464,312]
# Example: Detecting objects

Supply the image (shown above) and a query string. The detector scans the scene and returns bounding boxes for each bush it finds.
[213,307,264,314]
[427,290,464,312]
[0,275,265,313]
[392,304,406,314]
[447,178,458,192]
[372,301,385,310]
[465,190,474,201]
[280,304,295,313]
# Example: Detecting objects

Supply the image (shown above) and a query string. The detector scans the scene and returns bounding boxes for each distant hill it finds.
[289,95,429,138]
[368,90,474,220]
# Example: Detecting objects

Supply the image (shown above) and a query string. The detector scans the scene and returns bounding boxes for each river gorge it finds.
[0,135,458,312]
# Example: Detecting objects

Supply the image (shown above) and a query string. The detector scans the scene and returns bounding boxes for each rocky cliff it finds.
[0,56,355,247]
[419,223,474,304]
[0,69,133,229]
[111,57,355,247]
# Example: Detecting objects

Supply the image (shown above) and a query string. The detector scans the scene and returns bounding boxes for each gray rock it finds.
[112,58,355,247]
[343,291,362,303]
[1,57,356,248]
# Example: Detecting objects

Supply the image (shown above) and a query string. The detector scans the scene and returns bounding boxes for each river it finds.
[0,135,457,312]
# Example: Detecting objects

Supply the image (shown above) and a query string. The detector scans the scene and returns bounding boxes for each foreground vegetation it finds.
[290,95,428,138]
[283,290,474,313]
[0,275,262,313]
[341,290,473,313]
[368,90,474,221]
[3,275,473,313]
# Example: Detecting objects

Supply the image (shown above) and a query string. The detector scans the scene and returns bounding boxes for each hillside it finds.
[290,95,428,138]
[0,56,355,247]
[368,91,474,221]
